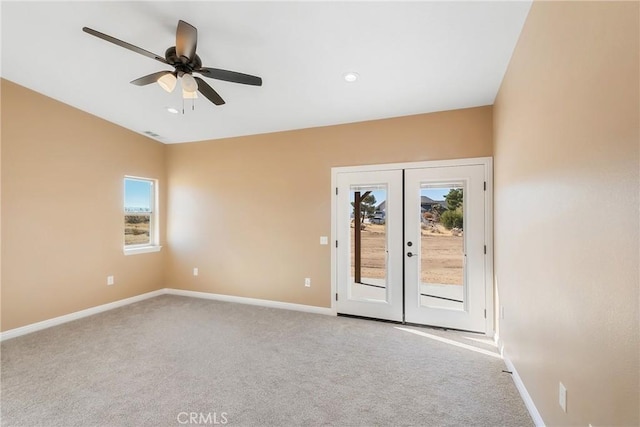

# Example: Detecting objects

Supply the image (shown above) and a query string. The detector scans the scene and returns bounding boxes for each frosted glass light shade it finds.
[182,89,198,99]
[181,73,198,93]
[157,73,177,92]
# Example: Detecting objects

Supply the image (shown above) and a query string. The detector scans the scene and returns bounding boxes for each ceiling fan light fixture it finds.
[83,20,260,107]
[181,73,198,93]
[182,89,198,99]
[157,73,177,92]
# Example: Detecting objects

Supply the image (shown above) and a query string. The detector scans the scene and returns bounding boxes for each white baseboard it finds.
[164,288,335,316]
[1,288,335,342]
[503,349,546,427]
[495,333,504,357]
[0,289,165,342]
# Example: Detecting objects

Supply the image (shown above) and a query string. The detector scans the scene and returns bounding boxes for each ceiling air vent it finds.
[143,130,162,139]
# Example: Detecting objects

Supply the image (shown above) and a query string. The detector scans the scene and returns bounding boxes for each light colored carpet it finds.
[1,295,532,426]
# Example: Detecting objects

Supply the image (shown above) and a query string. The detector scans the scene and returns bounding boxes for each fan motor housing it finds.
[165,46,202,72]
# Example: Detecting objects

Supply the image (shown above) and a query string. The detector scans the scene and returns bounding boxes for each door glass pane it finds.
[419,183,465,310]
[349,185,388,302]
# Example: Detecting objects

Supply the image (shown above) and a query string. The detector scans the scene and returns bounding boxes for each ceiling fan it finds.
[82,20,262,106]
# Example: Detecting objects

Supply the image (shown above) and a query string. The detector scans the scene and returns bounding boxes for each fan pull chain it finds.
[179,96,196,114]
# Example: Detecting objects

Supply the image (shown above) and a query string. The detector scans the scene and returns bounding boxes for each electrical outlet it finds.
[559,382,567,413]
[320,236,328,245]
[305,278,311,287]
[193,268,199,277]
[107,276,114,286]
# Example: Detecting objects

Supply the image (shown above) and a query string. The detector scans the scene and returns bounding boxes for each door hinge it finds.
[484,245,487,254]
[484,181,487,191]
[484,309,487,318]
[336,187,338,195]
[335,240,338,248]
[336,293,339,301]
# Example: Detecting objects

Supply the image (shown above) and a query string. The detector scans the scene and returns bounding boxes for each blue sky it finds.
[365,188,449,207]
[421,188,450,201]
[124,179,152,209]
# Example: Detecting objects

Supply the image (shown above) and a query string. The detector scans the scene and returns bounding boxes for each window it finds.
[124,176,160,255]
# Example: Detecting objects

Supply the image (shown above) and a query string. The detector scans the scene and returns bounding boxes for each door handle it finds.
[407,252,416,258]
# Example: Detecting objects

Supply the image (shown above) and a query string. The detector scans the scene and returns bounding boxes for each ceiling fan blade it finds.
[83,27,168,65]
[195,68,262,86]
[130,71,172,86]
[176,20,197,62]
[194,77,225,105]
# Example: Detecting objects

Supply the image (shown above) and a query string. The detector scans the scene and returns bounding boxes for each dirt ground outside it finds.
[350,223,463,285]
[124,216,150,245]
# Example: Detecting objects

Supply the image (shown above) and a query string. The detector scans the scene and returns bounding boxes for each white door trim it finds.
[330,157,494,336]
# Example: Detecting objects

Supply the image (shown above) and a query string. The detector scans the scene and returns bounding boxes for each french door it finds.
[334,159,491,333]
[335,170,404,321]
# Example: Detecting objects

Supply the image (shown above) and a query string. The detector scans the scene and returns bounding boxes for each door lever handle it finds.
[407,252,415,258]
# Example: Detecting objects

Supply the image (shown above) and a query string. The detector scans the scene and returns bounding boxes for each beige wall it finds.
[1,80,491,331]
[1,80,167,331]
[493,2,639,426]
[166,107,492,307]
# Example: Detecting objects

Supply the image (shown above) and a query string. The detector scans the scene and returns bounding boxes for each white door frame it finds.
[330,157,494,336]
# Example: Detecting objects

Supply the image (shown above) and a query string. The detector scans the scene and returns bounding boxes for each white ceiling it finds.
[1,1,531,144]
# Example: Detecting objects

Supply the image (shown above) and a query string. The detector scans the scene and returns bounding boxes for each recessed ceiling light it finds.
[167,107,179,114]
[343,72,359,83]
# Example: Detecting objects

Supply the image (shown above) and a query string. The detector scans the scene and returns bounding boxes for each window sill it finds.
[123,245,162,256]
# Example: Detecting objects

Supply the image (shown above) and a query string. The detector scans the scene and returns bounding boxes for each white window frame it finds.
[123,176,162,256]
